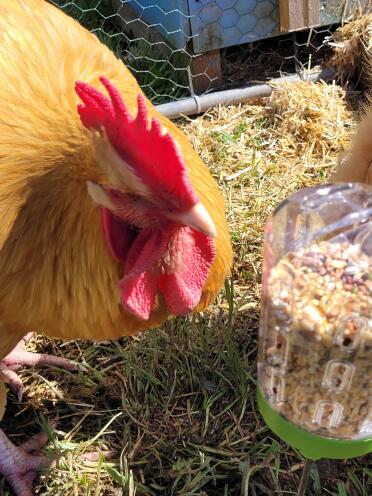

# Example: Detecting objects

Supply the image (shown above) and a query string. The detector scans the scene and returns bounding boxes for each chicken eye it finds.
[109,189,124,201]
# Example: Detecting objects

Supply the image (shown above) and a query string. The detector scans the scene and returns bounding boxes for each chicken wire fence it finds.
[50,0,367,105]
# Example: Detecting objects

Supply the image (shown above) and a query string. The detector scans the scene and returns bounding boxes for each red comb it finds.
[75,77,198,211]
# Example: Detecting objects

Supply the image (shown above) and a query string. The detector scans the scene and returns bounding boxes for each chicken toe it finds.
[0,429,49,496]
[0,333,80,401]
[2,348,78,371]
[0,363,24,401]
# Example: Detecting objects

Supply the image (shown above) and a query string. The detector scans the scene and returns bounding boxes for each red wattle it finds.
[118,227,170,319]
[102,211,215,320]
[158,228,215,315]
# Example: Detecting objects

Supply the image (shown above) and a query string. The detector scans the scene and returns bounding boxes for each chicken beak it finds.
[169,202,217,238]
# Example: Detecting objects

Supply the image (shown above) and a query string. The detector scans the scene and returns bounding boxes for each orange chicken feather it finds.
[332,104,372,185]
[0,0,232,493]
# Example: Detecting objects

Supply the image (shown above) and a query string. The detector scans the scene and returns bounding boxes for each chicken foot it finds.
[1,332,79,401]
[0,429,50,496]
[0,333,77,495]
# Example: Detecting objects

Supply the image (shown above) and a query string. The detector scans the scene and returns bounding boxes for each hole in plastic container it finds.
[335,314,367,350]
[272,297,292,325]
[266,328,289,366]
[322,360,355,392]
[266,368,285,404]
[269,266,294,325]
[312,400,344,429]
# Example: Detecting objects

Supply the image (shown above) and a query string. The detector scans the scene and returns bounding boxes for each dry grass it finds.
[2,81,372,496]
[325,14,372,88]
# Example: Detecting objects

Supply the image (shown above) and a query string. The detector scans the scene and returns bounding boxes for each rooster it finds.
[0,0,232,493]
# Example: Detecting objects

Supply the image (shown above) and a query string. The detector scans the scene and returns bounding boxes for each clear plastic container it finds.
[258,183,372,440]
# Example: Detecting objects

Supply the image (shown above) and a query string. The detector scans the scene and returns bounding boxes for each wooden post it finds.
[279,0,320,32]
[190,49,223,95]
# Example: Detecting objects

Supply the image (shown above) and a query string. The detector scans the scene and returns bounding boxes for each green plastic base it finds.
[257,388,372,460]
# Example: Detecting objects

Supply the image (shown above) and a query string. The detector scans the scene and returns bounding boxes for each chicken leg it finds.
[1,333,79,401]
[0,333,78,495]
[0,429,49,496]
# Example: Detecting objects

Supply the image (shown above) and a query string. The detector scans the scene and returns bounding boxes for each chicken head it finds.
[75,77,217,321]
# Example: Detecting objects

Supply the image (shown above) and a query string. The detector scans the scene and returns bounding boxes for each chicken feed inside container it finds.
[258,182,372,440]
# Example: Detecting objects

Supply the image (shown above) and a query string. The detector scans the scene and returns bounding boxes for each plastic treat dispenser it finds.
[257,182,372,461]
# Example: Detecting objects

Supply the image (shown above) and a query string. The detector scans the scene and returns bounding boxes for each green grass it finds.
[12,313,370,496]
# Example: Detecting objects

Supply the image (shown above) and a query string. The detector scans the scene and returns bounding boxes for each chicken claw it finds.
[0,429,49,496]
[1,333,79,401]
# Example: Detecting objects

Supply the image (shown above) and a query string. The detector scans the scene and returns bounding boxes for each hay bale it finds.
[266,80,354,158]
[325,14,372,87]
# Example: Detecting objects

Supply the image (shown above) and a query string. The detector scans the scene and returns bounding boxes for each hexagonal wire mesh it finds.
[49,0,368,105]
